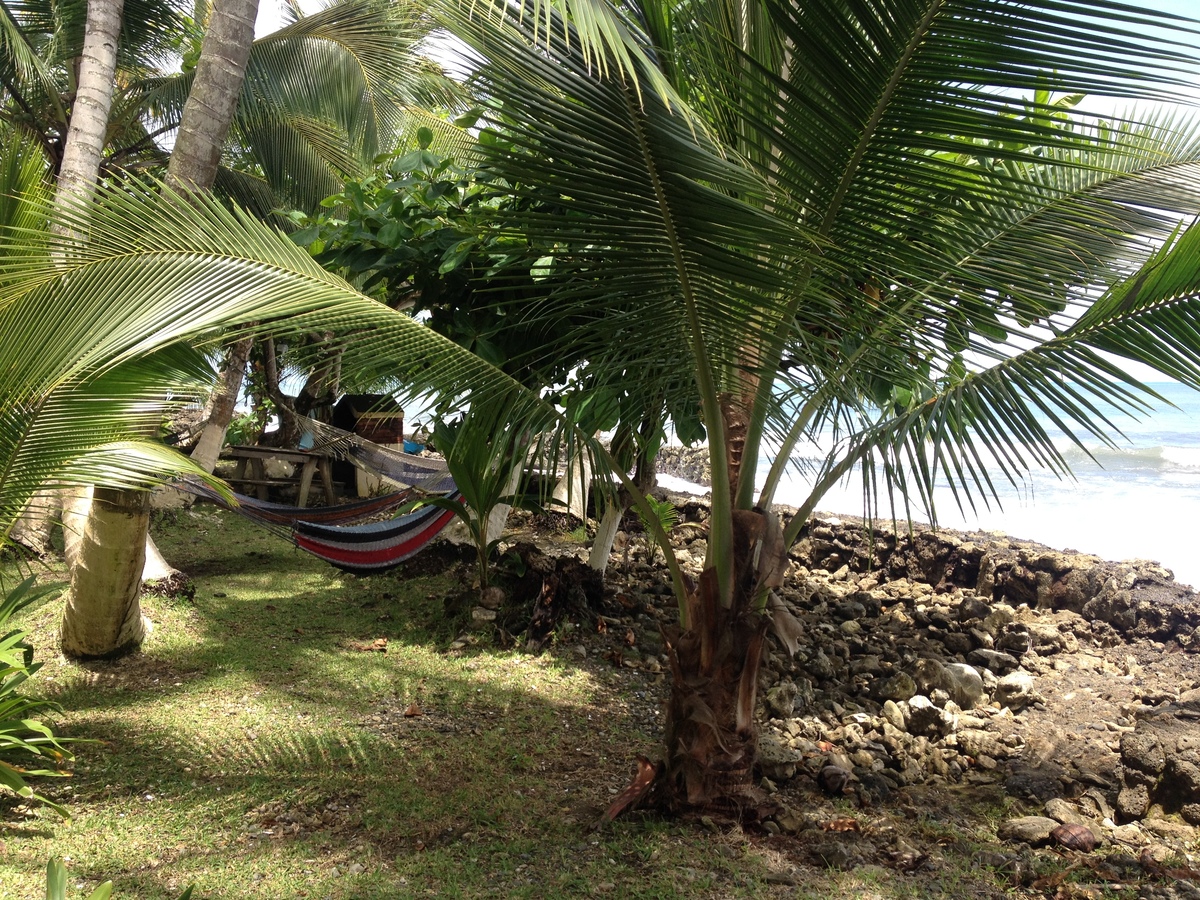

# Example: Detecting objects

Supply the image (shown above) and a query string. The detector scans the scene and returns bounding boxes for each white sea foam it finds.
[656,473,711,496]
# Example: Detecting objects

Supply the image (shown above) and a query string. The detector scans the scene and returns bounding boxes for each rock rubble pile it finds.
[649,506,1200,859]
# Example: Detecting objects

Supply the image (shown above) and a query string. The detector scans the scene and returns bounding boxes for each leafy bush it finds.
[1,576,75,816]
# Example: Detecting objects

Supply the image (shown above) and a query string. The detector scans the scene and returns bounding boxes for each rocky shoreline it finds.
[522,490,1200,882]
[767,513,1200,848]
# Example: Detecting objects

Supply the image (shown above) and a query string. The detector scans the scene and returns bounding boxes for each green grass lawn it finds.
[1,508,791,899]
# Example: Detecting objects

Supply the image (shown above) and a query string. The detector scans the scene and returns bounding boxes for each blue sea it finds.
[659,382,1200,589]
[767,382,1200,589]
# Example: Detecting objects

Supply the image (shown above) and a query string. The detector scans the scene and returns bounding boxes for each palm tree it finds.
[0,180,548,555]
[0,0,467,214]
[2,0,473,656]
[427,0,1200,819]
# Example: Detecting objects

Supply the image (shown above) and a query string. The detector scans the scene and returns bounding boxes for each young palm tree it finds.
[0,181,549,555]
[429,0,1200,818]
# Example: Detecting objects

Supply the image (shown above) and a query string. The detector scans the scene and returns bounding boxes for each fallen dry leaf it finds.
[1031,860,1080,891]
[403,702,423,717]
[347,638,388,653]
[819,818,860,832]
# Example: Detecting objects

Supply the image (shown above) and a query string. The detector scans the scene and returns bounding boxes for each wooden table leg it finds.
[251,459,268,501]
[319,458,335,504]
[298,458,317,507]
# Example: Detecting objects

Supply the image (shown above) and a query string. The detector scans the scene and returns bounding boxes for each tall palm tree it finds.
[0,0,467,214]
[428,0,1200,818]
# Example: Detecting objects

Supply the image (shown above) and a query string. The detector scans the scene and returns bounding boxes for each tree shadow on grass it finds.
[4,508,696,895]
[13,673,669,898]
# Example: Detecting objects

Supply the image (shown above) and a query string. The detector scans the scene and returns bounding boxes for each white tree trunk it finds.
[484,463,526,547]
[588,501,626,574]
[54,0,125,207]
[9,489,59,555]
[552,440,593,521]
[142,533,182,581]
[60,487,150,659]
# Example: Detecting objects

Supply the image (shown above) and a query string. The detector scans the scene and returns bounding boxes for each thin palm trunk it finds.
[166,0,260,191]
[190,337,253,474]
[65,0,259,656]
[53,0,125,203]
[171,0,260,466]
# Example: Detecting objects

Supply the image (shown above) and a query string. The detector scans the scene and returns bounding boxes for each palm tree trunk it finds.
[50,0,145,657]
[190,336,253,474]
[657,584,771,818]
[588,501,625,573]
[54,0,124,199]
[609,509,788,823]
[166,0,259,191]
[171,0,261,467]
[60,487,149,659]
[64,0,260,656]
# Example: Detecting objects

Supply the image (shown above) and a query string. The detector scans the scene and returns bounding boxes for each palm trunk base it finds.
[606,612,778,824]
[60,487,150,660]
[605,510,789,826]
[651,614,777,823]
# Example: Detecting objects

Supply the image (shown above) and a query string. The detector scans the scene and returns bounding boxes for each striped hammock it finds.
[178,477,418,530]
[178,422,462,572]
[292,492,463,573]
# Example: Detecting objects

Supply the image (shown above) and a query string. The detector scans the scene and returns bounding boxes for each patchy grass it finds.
[0,506,1178,898]
[1,509,782,899]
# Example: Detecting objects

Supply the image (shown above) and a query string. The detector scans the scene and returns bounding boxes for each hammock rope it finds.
[301,416,456,494]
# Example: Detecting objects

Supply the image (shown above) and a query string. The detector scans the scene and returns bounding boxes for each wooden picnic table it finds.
[220,445,336,507]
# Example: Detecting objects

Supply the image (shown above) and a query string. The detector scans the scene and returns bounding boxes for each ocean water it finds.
[765,382,1200,589]
[659,382,1200,589]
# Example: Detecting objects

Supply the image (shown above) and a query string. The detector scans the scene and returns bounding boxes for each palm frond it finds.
[0,180,561,536]
[0,126,50,243]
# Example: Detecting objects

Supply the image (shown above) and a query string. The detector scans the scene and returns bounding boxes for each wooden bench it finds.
[220,445,336,507]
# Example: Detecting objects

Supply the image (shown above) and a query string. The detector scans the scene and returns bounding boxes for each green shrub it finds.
[0,576,75,817]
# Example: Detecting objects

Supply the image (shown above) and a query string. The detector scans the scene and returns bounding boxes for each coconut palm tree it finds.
[0,179,549,552]
[425,0,1200,819]
[0,0,468,215]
